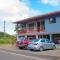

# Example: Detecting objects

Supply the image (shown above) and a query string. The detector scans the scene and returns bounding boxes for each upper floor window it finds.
[49,17,56,24]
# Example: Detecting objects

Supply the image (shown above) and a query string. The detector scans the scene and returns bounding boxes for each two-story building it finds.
[15,11,60,44]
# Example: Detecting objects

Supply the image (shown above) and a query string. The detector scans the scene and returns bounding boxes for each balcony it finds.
[18,27,45,34]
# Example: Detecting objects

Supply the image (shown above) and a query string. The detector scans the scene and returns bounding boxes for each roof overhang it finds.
[14,11,60,24]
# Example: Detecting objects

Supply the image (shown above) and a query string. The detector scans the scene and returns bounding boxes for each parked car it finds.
[27,38,56,51]
[16,37,31,49]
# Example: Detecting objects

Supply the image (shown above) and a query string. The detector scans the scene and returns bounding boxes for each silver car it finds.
[27,38,56,51]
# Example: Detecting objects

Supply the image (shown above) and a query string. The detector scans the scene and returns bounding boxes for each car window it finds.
[46,39,50,43]
[40,39,45,42]
[19,37,25,41]
[31,39,39,42]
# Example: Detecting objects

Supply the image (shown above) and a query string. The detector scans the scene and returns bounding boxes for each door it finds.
[45,39,52,49]
[40,39,47,49]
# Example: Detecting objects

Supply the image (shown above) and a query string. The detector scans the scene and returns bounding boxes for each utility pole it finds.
[4,20,5,32]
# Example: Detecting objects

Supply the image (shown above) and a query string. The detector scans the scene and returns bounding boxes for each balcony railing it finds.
[18,27,45,34]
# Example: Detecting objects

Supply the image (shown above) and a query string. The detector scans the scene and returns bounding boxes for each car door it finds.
[40,39,47,49]
[45,39,52,49]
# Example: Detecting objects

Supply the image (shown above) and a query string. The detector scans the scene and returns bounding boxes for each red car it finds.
[16,37,31,49]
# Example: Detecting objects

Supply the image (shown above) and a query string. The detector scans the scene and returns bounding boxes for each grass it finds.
[0,32,16,44]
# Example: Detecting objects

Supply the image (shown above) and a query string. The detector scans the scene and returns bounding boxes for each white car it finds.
[28,38,56,51]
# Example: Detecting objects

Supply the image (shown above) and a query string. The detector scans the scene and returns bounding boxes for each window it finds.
[46,39,50,43]
[40,39,45,42]
[49,17,56,23]
[19,37,25,41]
[32,39,39,42]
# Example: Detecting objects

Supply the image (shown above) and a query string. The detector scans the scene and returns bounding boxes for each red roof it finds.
[14,10,60,24]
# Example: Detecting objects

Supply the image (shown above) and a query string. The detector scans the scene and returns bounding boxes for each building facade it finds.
[15,11,60,44]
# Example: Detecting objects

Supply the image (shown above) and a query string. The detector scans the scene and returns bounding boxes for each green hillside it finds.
[0,32,16,44]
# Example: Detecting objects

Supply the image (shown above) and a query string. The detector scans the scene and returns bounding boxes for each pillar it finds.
[26,24,28,33]
[34,22,37,32]
[36,35,38,39]
[50,34,52,41]
[25,35,27,38]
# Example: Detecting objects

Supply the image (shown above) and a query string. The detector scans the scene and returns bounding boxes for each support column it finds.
[26,24,28,33]
[26,24,28,38]
[25,35,27,38]
[50,34,52,41]
[16,24,19,34]
[34,22,37,32]
[40,21,41,32]
[36,35,38,39]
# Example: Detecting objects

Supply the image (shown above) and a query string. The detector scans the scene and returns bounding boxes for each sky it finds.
[0,0,60,35]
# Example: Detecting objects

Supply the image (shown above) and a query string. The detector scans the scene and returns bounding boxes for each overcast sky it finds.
[0,0,60,35]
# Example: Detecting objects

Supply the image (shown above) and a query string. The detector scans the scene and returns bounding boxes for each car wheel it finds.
[39,47,43,52]
[52,45,56,50]
[24,46,28,50]
[18,47,24,49]
[30,49,34,51]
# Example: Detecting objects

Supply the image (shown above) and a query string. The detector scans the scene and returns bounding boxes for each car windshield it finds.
[31,39,39,42]
[19,37,25,41]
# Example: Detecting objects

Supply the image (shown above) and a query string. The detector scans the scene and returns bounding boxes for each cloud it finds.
[30,9,43,16]
[0,0,42,35]
[0,0,42,22]
[41,0,60,6]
